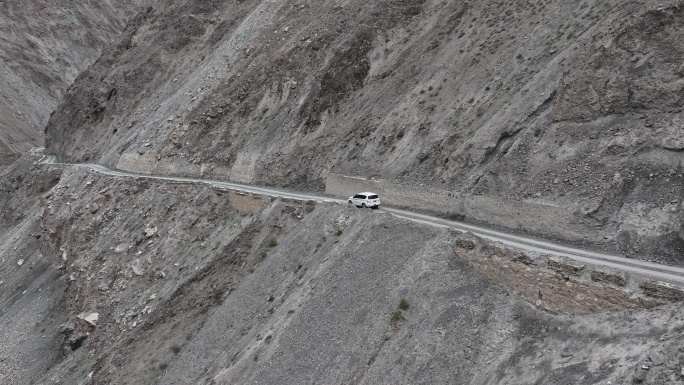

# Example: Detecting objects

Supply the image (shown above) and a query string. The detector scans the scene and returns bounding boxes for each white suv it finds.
[348,192,381,209]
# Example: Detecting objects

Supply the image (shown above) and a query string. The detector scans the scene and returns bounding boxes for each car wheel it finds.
[371,206,378,210]
[348,200,353,205]
[356,205,363,208]
[362,203,366,208]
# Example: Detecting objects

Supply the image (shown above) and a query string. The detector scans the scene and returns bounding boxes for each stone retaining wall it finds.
[326,173,599,243]
[452,232,684,315]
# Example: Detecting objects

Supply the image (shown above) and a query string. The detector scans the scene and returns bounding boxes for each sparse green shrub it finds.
[264,335,273,344]
[399,298,409,310]
[267,238,278,248]
[159,362,168,370]
[476,107,486,117]
[335,228,343,236]
[260,250,268,259]
[170,344,181,354]
[391,310,405,322]
[267,295,275,302]
[213,288,225,304]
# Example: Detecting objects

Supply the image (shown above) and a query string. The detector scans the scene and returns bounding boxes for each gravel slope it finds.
[0,160,681,384]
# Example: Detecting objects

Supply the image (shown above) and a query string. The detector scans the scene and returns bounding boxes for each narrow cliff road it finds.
[35,151,684,286]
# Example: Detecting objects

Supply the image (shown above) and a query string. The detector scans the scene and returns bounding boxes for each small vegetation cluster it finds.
[391,298,410,322]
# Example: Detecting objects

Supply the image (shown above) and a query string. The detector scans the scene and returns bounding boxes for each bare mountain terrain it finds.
[2,160,684,385]
[0,0,152,169]
[44,0,684,262]
[1,0,684,384]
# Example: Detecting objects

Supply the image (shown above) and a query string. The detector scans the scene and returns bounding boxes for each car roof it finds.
[357,192,378,195]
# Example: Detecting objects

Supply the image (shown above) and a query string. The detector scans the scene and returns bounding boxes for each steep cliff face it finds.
[0,0,152,168]
[43,0,684,261]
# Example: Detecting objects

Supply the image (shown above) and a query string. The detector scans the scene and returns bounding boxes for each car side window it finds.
[353,194,364,199]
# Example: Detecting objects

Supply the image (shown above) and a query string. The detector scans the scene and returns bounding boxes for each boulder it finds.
[144,225,158,238]
[77,312,99,326]
[649,351,665,366]
[633,364,649,382]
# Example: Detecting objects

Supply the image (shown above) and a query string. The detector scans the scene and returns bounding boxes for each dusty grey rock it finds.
[77,312,99,326]
[591,270,627,287]
[144,226,157,238]
[634,364,649,382]
[548,257,585,276]
[131,259,145,276]
[650,351,665,366]
[640,281,684,301]
[59,322,75,334]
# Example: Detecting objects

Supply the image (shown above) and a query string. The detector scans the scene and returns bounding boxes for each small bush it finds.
[213,288,225,304]
[159,362,168,370]
[267,238,278,248]
[399,298,409,310]
[335,228,343,236]
[476,107,486,117]
[264,335,273,344]
[170,344,181,354]
[391,310,404,322]
[267,295,275,302]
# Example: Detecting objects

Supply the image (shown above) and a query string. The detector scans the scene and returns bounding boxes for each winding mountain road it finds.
[34,150,684,286]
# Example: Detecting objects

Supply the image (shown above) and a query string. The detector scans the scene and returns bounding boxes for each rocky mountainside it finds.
[2,0,684,384]
[2,160,684,384]
[44,0,684,262]
[0,0,152,168]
